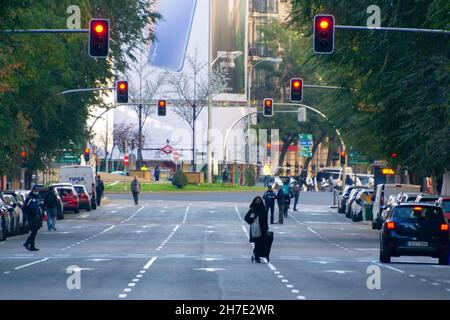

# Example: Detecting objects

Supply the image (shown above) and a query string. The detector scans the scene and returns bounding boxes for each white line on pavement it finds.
[143,257,158,270]
[15,257,50,270]
[373,261,405,274]
[182,206,190,224]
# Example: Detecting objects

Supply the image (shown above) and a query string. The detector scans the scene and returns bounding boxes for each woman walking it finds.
[245,197,269,263]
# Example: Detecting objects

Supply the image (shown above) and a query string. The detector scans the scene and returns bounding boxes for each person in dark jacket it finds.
[274,183,285,224]
[292,182,301,211]
[244,197,269,263]
[95,175,105,206]
[44,186,58,231]
[130,176,140,205]
[263,185,276,224]
[23,186,43,251]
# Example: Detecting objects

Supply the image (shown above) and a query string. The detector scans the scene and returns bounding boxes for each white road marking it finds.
[432,283,440,286]
[87,259,112,262]
[182,206,190,224]
[194,268,226,272]
[297,296,306,300]
[15,258,49,270]
[286,285,294,288]
[124,288,132,292]
[143,257,158,270]
[373,262,405,274]
[325,270,354,275]
[307,227,318,235]
[4,271,11,274]
[128,283,136,287]
[118,294,127,298]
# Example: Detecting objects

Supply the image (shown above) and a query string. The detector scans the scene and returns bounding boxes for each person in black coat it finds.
[245,197,269,263]
[263,186,276,224]
[95,175,105,206]
[23,186,43,251]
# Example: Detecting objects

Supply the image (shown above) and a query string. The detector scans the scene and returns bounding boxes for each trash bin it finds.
[362,204,373,221]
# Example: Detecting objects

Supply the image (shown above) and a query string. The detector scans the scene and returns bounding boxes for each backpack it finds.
[282,184,290,196]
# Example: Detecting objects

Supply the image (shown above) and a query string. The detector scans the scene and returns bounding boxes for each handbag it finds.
[250,216,262,239]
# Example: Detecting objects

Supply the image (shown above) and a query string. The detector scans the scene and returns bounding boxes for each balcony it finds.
[249,0,278,15]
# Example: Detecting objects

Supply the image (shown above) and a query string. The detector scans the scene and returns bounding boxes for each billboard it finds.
[211,0,248,102]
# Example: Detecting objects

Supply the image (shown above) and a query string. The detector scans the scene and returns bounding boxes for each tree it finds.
[164,50,228,171]
[289,0,449,182]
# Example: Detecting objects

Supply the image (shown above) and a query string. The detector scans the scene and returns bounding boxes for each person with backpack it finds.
[281,180,294,219]
[23,186,43,251]
[263,185,276,224]
[274,183,285,224]
[244,197,269,263]
[44,186,58,231]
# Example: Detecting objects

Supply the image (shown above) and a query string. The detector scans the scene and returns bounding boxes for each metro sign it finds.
[160,145,174,155]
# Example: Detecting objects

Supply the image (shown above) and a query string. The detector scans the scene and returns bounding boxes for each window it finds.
[394,207,444,221]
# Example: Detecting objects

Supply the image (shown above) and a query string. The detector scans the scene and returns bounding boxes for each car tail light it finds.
[440,224,449,232]
[386,222,396,230]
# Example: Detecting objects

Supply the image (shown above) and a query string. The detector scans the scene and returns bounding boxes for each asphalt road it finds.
[0,192,449,300]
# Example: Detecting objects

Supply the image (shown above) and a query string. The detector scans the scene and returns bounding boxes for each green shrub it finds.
[172,170,188,189]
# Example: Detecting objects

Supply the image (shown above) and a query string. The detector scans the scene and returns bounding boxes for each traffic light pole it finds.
[2,29,88,34]
[60,87,114,95]
[335,25,450,35]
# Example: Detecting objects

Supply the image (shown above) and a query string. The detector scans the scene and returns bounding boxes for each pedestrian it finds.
[131,175,140,205]
[154,165,161,182]
[91,183,97,209]
[281,180,294,218]
[244,196,269,264]
[263,185,276,224]
[23,185,43,251]
[44,186,58,231]
[293,181,301,211]
[274,183,285,224]
[95,175,105,206]
[222,169,229,183]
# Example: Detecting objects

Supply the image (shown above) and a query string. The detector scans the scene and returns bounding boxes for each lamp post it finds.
[207,50,242,184]
[245,57,283,185]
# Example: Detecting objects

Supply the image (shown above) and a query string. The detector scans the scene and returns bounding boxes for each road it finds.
[0,191,449,300]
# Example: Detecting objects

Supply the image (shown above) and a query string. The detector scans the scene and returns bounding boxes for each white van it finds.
[372,184,421,229]
[59,165,96,195]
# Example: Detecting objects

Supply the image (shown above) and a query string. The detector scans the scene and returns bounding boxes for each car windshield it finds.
[59,189,74,196]
[394,206,444,221]
[74,187,84,194]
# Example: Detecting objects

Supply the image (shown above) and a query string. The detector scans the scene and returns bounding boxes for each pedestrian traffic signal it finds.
[263,98,273,117]
[340,151,346,166]
[290,78,303,102]
[84,148,90,162]
[89,19,109,58]
[266,143,271,157]
[313,14,335,54]
[158,100,167,116]
[116,81,128,103]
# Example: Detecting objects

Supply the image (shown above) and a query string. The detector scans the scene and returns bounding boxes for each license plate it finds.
[407,241,428,247]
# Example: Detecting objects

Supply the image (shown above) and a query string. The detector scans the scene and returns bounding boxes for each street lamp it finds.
[206,50,243,184]
[245,57,283,185]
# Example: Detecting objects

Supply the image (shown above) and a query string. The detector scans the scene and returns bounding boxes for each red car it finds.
[74,185,91,211]
[56,187,80,214]
[437,197,450,221]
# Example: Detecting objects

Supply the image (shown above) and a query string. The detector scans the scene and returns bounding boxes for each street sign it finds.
[172,150,181,162]
[348,151,370,165]
[161,145,174,155]
[124,155,129,166]
[299,134,313,158]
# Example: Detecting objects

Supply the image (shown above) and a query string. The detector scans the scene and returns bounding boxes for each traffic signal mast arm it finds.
[335,24,450,35]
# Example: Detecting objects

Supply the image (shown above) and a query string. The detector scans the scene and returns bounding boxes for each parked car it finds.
[415,194,440,204]
[351,190,373,222]
[0,199,10,240]
[380,195,398,223]
[345,188,364,218]
[2,194,21,235]
[74,185,91,211]
[3,191,27,233]
[436,197,450,221]
[379,203,449,265]
[55,187,80,214]
[372,184,421,230]
[338,185,355,213]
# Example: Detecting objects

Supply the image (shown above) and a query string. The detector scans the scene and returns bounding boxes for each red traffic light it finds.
[313,14,335,54]
[159,100,166,107]
[118,83,127,91]
[20,151,26,158]
[84,148,90,154]
[293,81,301,88]
[290,78,303,102]
[158,100,167,116]
[116,81,128,103]
[319,19,330,30]
[89,19,109,58]
[124,155,129,166]
[391,153,398,158]
[94,24,105,34]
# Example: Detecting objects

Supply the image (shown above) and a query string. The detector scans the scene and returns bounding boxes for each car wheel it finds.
[438,252,449,265]
[380,250,391,263]
[74,209,80,214]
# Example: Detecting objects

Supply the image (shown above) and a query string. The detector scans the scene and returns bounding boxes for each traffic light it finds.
[290,78,303,102]
[266,143,271,158]
[116,81,128,103]
[158,100,167,116]
[89,19,109,58]
[84,148,90,162]
[263,98,273,117]
[340,151,346,166]
[313,14,335,54]
[20,146,27,168]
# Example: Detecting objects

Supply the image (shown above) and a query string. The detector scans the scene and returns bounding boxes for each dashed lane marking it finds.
[14,258,50,270]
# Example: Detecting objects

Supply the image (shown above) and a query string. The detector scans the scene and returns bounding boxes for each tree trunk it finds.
[277,140,292,175]
[304,132,326,173]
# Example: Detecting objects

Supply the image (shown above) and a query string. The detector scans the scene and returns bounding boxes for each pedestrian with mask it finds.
[274,183,285,224]
[263,185,276,224]
[95,175,105,206]
[293,181,301,211]
[244,197,270,263]
[131,175,140,205]
[23,186,43,251]
[44,186,58,231]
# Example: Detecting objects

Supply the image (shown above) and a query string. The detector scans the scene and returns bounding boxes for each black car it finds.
[380,203,450,265]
